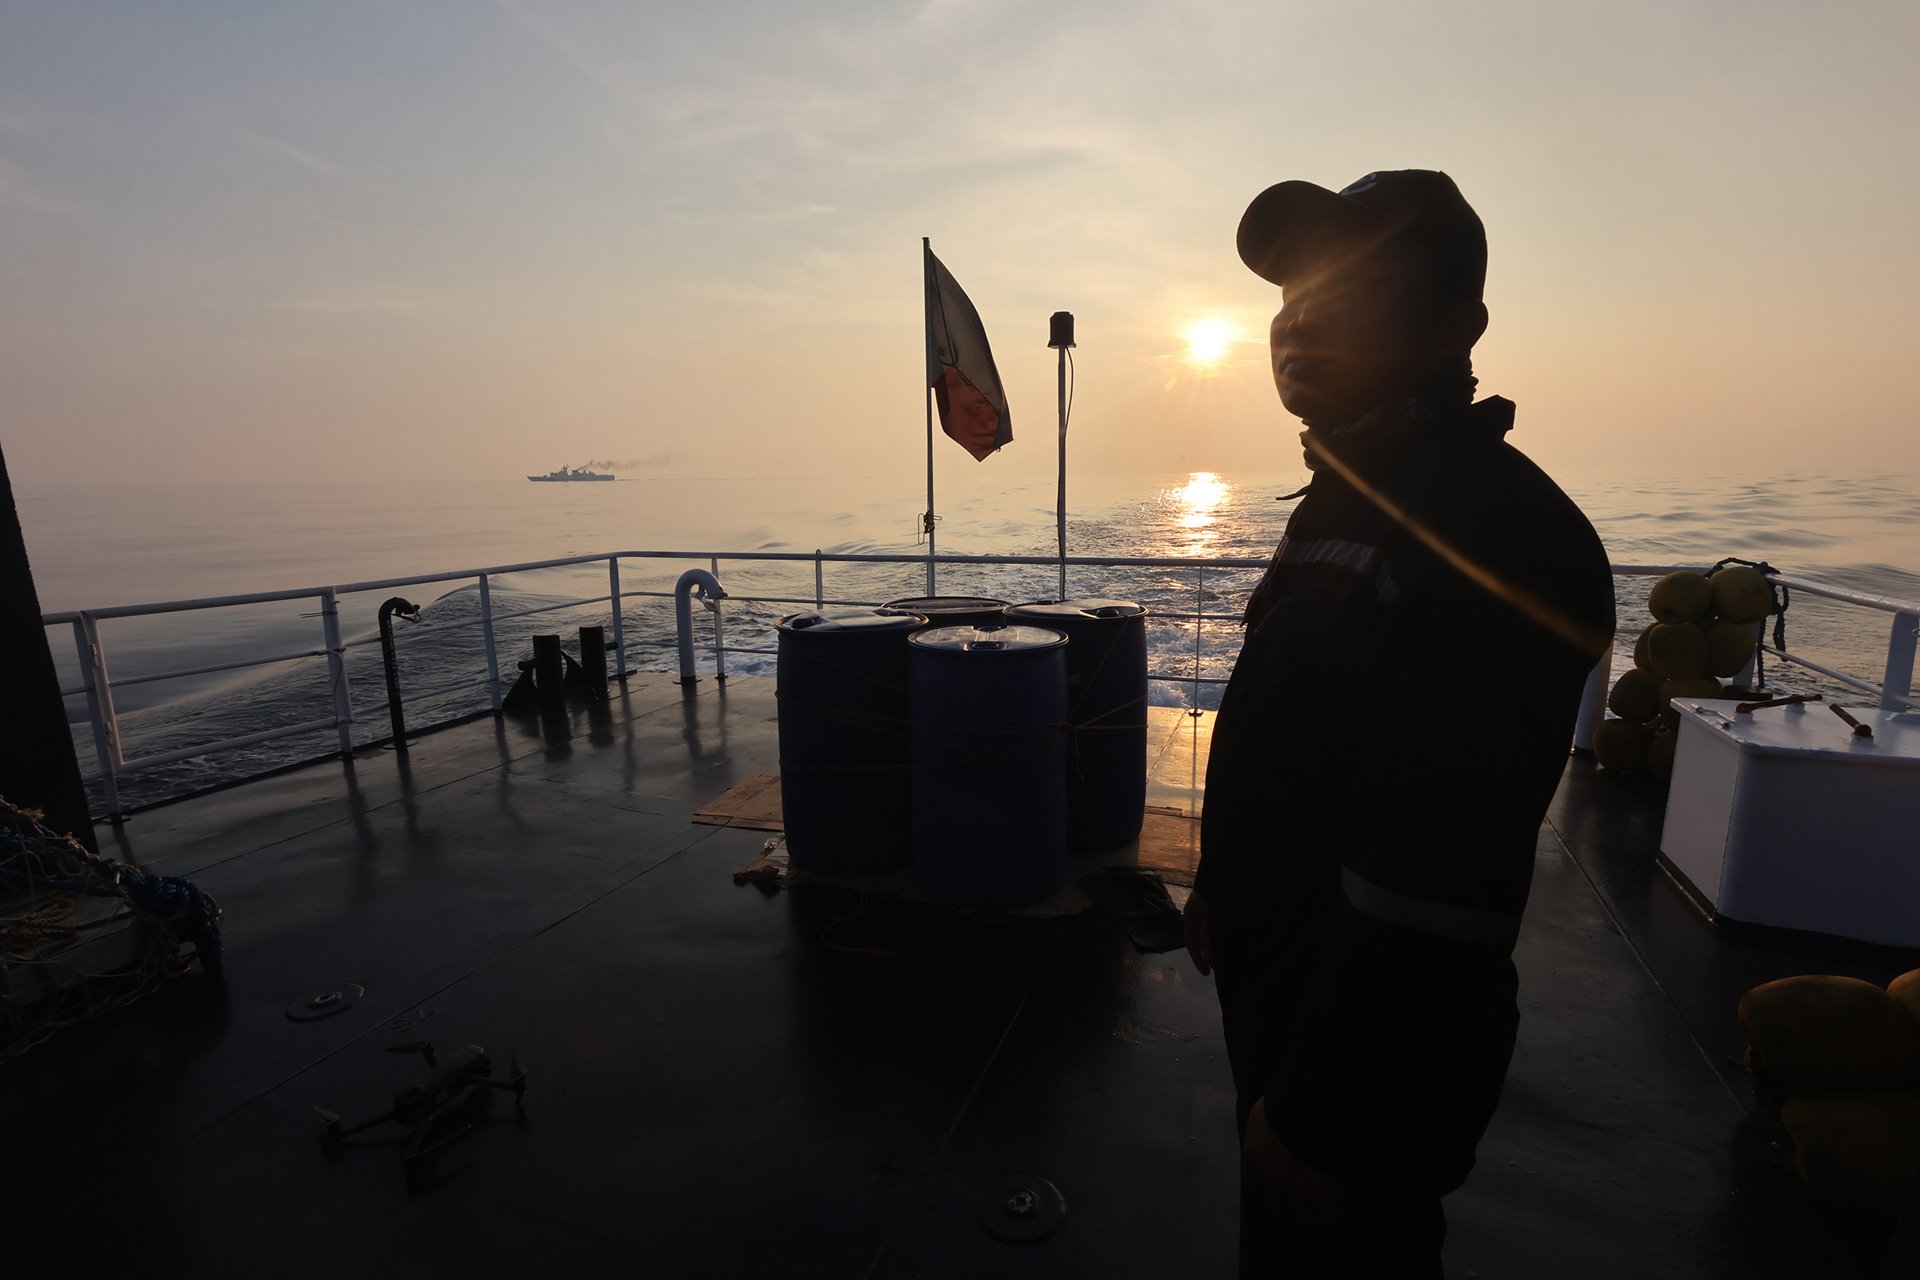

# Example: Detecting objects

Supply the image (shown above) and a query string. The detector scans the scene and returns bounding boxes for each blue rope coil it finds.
[0,821,223,966]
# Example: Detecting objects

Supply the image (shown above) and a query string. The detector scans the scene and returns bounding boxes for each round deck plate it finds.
[977,1173,1066,1244]
[286,983,366,1021]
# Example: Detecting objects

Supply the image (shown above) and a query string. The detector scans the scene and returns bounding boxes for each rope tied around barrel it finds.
[1710,556,1789,689]
[775,685,1150,780]
[1063,692,1150,786]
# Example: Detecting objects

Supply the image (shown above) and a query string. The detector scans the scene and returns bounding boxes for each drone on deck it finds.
[314,1041,528,1191]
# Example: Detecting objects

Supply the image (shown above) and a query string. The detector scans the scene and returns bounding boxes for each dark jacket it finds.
[1196,394,1615,1200]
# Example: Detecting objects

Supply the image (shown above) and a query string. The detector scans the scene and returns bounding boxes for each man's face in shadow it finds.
[1269,239,1481,427]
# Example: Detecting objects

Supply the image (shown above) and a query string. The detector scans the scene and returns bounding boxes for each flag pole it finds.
[924,387,937,595]
[1048,312,1075,600]
[922,238,937,595]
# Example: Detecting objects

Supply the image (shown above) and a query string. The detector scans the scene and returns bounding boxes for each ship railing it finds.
[40,552,1919,819]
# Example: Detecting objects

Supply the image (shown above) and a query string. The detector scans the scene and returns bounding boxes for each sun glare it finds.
[1183,317,1236,367]
[1176,471,1229,513]
[1172,471,1230,541]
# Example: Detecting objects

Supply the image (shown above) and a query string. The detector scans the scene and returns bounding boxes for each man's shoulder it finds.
[1430,430,1605,563]
[1398,429,1614,642]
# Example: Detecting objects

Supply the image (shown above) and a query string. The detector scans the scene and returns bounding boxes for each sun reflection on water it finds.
[1168,471,1230,549]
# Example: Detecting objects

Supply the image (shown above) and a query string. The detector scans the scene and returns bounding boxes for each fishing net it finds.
[0,795,222,1060]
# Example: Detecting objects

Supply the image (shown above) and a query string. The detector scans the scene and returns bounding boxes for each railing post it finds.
[608,557,627,680]
[1571,651,1611,753]
[1884,611,1919,711]
[319,587,354,756]
[1731,621,1762,690]
[814,551,824,608]
[711,557,727,683]
[478,573,503,714]
[73,614,122,818]
[1190,566,1204,717]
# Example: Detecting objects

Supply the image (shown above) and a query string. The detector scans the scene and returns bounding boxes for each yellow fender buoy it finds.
[1739,975,1920,1095]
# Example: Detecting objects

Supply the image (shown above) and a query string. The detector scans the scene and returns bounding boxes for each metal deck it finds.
[7,675,1909,1277]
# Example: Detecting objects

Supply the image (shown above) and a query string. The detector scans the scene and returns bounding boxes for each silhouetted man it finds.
[1185,171,1615,1277]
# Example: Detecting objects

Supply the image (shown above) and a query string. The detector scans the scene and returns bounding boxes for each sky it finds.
[2,1,1918,498]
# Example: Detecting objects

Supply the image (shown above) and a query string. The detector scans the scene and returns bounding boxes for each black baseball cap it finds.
[1236,169,1487,303]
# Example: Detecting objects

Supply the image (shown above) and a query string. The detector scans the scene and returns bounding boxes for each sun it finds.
[1182,317,1237,368]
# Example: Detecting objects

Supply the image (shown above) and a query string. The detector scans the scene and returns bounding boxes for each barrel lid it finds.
[777,607,926,634]
[884,595,1008,613]
[908,624,1068,653]
[1006,598,1146,622]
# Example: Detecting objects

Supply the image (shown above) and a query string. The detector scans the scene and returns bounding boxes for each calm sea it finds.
[16,468,1919,811]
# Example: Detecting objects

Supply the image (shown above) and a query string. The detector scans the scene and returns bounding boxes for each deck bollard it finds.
[532,634,565,706]
[579,625,609,700]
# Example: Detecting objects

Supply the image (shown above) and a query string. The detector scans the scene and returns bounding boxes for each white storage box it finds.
[1659,698,1920,946]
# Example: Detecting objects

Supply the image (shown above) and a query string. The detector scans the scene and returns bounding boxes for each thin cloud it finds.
[0,156,72,212]
[230,129,358,182]
[279,286,448,316]
[758,203,839,221]
[496,0,643,109]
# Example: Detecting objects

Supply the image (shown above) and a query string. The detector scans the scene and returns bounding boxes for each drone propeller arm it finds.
[314,1105,401,1156]
[386,1040,437,1068]
[472,1049,528,1118]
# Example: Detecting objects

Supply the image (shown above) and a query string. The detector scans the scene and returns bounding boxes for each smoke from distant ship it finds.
[576,455,679,472]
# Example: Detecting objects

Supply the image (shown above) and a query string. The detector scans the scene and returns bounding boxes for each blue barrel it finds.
[776,608,924,876]
[908,624,1069,906]
[884,595,1008,631]
[1005,600,1150,851]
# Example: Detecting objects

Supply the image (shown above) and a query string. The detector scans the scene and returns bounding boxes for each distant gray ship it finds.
[528,465,615,482]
